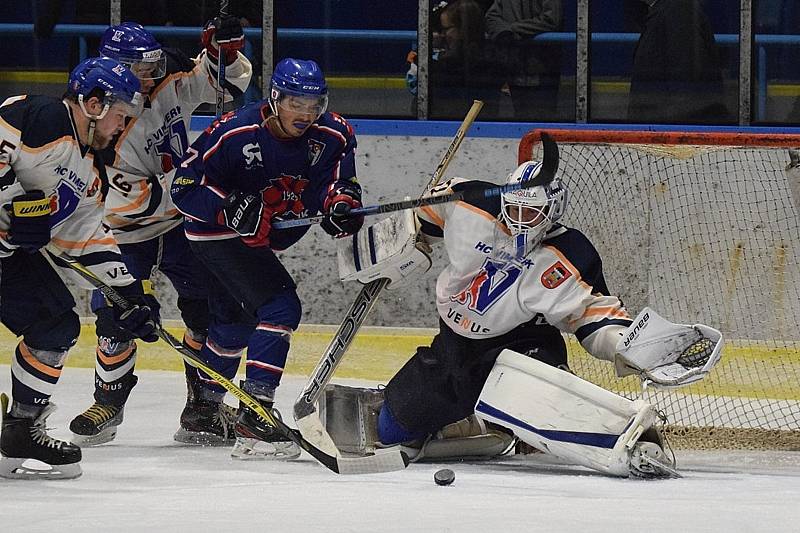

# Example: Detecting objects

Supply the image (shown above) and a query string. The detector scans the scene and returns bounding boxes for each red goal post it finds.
[519,128,800,450]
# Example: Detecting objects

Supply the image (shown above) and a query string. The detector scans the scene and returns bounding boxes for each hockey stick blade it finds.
[52,252,409,474]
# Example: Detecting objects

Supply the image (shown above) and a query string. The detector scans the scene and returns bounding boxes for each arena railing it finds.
[1,23,799,123]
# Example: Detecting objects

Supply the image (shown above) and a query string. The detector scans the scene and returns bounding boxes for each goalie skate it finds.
[629,441,681,479]
[0,394,82,480]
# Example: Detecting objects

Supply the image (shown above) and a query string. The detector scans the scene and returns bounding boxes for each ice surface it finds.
[1,366,799,532]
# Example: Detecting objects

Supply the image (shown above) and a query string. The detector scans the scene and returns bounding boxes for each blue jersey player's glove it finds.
[219,189,285,248]
[321,182,364,238]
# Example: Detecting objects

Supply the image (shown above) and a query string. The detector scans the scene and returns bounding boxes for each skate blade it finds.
[635,454,682,479]
[70,427,118,447]
[0,457,82,480]
[173,428,234,447]
[230,437,302,461]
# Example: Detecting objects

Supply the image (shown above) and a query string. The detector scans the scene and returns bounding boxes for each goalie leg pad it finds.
[320,385,516,461]
[476,349,670,477]
[318,384,384,455]
[337,209,431,290]
[411,415,516,462]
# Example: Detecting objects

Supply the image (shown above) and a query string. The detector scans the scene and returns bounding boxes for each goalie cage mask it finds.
[496,160,568,261]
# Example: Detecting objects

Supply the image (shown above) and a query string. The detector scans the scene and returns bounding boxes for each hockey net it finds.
[519,129,800,450]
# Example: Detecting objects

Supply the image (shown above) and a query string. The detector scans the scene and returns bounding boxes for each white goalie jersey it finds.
[417,178,633,360]
[102,48,252,244]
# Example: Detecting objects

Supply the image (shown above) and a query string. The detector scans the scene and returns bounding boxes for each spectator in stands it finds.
[484,0,563,121]
[626,0,731,124]
[428,0,504,119]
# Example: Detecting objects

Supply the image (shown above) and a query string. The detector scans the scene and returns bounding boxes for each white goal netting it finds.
[520,129,800,450]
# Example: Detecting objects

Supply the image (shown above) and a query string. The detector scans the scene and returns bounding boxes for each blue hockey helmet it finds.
[68,56,144,120]
[99,22,166,80]
[269,58,328,118]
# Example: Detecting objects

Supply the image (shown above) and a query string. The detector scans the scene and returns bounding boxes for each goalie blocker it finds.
[337,209,432,289]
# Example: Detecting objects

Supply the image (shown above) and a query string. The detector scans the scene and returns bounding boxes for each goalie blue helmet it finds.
[99,22,166,80]
[68,56,144,119]
[268,58,329,118]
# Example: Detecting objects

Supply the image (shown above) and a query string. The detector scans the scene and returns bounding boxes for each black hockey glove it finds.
[95,281,161,343]
[321,182,364,238]
[202,16,245,65]
[219,189,285,247]
[7,190,52,252]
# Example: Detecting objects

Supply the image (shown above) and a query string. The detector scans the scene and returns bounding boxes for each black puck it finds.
[434,468,455,486]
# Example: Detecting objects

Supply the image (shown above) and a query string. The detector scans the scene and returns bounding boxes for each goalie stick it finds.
[292,101,485,451]
[52,252,409,475]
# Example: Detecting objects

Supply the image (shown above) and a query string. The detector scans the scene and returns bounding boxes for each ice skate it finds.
[0,393,82,480]
[629,428,680,478]
[174,400,237,446]
[69,402,124,446]
[231,400,301,460]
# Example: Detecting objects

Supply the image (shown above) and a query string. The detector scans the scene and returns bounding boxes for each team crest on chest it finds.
[541,261,571,289]
[307,139,326,166]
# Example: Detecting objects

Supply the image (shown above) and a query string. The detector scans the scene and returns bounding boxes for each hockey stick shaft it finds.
[53,252,407,474]
[293,101,483,419]
[274,175,539,230]
[214,0,229,117]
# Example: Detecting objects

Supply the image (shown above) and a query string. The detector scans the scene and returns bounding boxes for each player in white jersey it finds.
[0,57,161,479]
[68,20,253,447]
[330,139,721,476]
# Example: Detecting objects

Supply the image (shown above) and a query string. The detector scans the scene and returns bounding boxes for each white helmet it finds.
[499,160,568,249]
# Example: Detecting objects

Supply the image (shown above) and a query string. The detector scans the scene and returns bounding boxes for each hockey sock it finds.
[378,402,426,445]
[10,342,64,414]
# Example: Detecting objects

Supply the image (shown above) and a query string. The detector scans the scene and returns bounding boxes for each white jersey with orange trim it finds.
[416,178,632,360]
[0,95,134,288]
[101,48,252,244]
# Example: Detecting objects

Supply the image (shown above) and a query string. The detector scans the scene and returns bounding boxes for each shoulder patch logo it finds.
[541,261,571,289]
[307,139,326,166]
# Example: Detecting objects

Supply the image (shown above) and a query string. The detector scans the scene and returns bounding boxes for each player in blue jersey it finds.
[171,58,364,459]
[68,20,252,447]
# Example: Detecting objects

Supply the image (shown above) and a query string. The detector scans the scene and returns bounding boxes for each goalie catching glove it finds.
[337,209,432,290]
[614,307,723,388]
